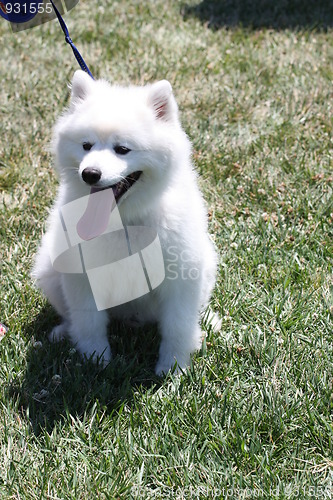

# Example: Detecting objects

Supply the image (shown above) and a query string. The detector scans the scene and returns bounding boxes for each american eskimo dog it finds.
[32,70,218,375]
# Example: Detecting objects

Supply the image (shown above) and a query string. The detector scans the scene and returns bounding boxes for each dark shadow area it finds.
[182,0,333,30]
[8,305,162,435]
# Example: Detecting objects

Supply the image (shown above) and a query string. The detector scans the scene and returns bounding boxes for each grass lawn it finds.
[0,0,332,498]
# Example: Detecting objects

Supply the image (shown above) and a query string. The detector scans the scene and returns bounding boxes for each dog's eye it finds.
[114,145,131,155]
[83,142,93,151]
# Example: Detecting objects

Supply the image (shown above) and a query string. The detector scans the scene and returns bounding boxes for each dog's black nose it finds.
[81,167,102,185]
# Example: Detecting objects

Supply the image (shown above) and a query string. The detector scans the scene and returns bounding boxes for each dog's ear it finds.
[148,80,177,121]
[70,70,95,104]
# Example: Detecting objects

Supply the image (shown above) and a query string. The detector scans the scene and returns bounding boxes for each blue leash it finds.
[50,0,94,79]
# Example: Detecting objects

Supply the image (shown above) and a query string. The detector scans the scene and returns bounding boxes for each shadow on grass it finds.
[182,0,333,30]
[9,305,162,435]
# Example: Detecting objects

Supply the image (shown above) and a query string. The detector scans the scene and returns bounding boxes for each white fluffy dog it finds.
[32,70,217,375]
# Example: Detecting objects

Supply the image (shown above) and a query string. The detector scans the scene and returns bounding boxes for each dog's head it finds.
[53,71,191,217]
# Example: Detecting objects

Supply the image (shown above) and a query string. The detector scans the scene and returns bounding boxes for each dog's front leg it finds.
[155,284,202,375]
[61,274,111,365]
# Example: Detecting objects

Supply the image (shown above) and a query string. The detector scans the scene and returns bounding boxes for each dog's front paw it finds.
[76,339,112,367]
[155,351,188,376]
[155,360,179,376]
[49,322,68,343]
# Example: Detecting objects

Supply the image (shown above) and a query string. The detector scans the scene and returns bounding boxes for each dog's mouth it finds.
[76,171,142,241]
[91,170,142,202]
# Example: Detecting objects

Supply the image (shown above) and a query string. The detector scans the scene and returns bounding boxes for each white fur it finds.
[32,71,218,375]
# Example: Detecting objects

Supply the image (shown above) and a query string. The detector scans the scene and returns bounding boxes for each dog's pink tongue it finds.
[77,187,115,241]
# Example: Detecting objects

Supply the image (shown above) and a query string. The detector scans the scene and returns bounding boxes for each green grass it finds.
[0,0,332,498]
